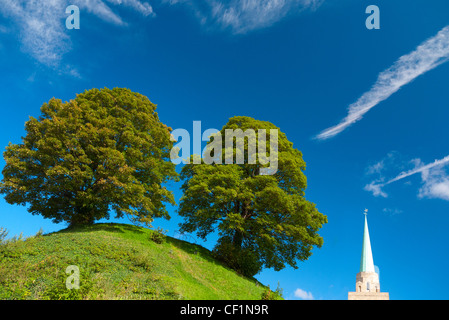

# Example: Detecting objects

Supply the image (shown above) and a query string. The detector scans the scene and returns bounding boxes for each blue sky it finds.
[1,0,449,300]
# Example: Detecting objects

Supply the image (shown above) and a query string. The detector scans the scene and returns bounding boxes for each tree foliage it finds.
[178,116,327,276]
[0,88,178,226]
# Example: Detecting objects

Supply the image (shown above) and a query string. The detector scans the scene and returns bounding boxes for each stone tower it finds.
[348,210,389,300]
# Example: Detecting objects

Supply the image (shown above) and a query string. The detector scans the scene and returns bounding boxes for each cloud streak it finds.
[210,0,322,34]
[365,155,449,199]
[316,25,449,140]
[383,155,449,186]
[164,0,323,34]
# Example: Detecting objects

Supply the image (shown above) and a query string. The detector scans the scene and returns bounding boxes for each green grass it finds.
[0,223,275,300]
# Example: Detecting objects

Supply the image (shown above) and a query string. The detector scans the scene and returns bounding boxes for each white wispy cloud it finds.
[106,0,155,17]
[1,0,70,67]
[418,162,449,201]
[164,0,323,34]
[2,0,319,70]
[365,154,449,200]
[382,208,403,216]
[365,151,398,176]
[316,25,449,140]
[365,160,385,175]
[0,0,154,68]
[294,288,314,300]
[364,181,388,198]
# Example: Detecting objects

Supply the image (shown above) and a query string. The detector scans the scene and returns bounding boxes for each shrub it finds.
[42,270,98,300]
[0,227,8,244]
[213,241,262,278]
[149,227,167,244]
[34,228,44,237]
[261,283,283,300]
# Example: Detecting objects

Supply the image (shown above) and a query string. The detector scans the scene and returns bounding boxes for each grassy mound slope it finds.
[0,223,268,300]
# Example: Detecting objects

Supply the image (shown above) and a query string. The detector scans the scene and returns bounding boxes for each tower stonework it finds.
[348,210,389,300]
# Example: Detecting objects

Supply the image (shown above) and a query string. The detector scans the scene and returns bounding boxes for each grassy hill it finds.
[0,223,276,300]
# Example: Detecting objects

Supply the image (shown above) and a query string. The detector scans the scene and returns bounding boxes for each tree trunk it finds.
[69,206,95,227]
[232,230,243,249]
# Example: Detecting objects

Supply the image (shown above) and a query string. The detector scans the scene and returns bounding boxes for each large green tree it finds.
[178,116,327,277]
[0,88,178,226]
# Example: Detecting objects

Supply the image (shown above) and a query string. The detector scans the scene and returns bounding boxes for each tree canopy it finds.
[178,116,327,276]
[0,88,178,226]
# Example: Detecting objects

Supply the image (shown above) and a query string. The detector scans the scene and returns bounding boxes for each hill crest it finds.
[0,223,275,300]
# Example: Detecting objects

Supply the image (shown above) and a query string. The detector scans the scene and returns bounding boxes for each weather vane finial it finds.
[364,209,368,216]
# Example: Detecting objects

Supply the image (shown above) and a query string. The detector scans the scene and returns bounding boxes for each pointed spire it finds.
[360,210,375,273]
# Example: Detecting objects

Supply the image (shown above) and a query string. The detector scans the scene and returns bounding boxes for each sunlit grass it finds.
[0,223,268,300]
